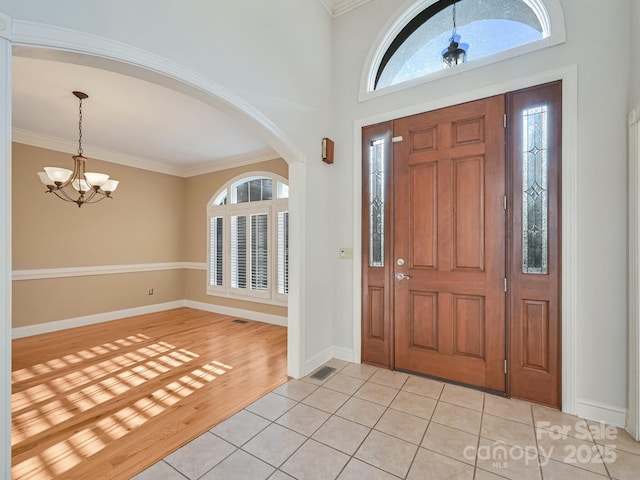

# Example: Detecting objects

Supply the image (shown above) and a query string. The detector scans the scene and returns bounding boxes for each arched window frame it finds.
[360,0,565,100]
[207,171,289,306]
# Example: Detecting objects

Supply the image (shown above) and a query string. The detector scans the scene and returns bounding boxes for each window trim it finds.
[359,0,565,101]
[207,172,288,306]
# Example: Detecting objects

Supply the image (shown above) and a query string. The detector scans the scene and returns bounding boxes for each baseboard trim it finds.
[576,398,626,428]
[12,299,289,339]
[184,300,287,327]
[12,300,186,339]
[303,346,355,376]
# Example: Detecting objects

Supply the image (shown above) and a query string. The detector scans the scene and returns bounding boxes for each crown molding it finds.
[320,0,372,17]
[13,128,280,178]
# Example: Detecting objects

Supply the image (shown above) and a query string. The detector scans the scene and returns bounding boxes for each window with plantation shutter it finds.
[209,216,223,287]
[207,173,288,305]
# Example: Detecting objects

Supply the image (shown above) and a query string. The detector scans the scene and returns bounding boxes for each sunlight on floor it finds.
[12,334,233,480]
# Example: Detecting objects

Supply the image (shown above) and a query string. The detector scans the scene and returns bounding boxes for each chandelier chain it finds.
[78,96,83,157]
[452,2,458,39]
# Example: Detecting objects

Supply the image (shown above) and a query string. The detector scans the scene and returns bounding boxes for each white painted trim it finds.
[576,399,627,428]
[303,346,355,376]
[13,128,281,178]
[5,16,305,384]
[628,108,640,440]
[12,262,206,281]
[11,300,185,339]
[319,0,373,18]
[184,300,287,327]
[352,64,579,414]
[0,12,12,480]
[358,0,566,102]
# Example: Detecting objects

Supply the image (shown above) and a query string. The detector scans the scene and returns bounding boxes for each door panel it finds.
[394,96,506,391]
[507,81,561,407]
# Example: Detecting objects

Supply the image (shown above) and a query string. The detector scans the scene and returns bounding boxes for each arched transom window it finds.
[208,173,289,304]
[374,0,550,90]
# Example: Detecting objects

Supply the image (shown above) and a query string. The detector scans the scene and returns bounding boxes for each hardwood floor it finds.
[11,307,288,480]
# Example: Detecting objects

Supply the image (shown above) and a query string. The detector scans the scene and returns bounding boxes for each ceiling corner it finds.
[321,0,373,18]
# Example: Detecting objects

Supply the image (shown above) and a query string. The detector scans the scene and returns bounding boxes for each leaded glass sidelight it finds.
[369,139,386,267]
[522,105,549,274]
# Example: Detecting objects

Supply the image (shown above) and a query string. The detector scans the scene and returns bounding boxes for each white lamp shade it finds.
[37,171,54,186]
[44,167,72,184]
[101,179,119,193]
[84,172,110,187]
[72,179,91,192]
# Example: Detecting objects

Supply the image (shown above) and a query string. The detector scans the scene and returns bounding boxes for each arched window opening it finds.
[374,0,548,90]
[208,173,288,304]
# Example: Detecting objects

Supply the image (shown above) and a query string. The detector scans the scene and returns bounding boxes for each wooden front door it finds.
[361,84,561,405]
[392,96,506,391]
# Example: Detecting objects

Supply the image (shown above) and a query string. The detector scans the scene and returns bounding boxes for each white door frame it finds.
[352,65,579,416]
[629,105,640,440]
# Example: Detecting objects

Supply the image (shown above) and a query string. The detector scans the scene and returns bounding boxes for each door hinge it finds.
[504,277,508,292]
[503,195,507,211]
[504,360,508,374]
[392,136,403,143]
[503,114,507,128]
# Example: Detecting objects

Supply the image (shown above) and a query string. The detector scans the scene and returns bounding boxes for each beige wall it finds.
[13,143,186,269]
[12,143,288,328]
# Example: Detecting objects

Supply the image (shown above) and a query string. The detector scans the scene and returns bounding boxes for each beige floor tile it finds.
[440,383,485,411]
[312,415,371,455]
[341,362,380,381]
[210,409,270,447]
[475,438,541,480]
[246,392,298,421]
[269,471,296,480]
[432,401,482,434]
[590,422,640,456]
[354,381,399,406]
[276,403,331,436]
[164,432,236,480]
[484,395,533,425]
[355,430,418,478]
[273,379,319,401]
[402,375,444,400]
[536,428,609,476]
[200,449,274,480]
[302,386,350,413]
[369,369,410,389]
[323,373,366,396]
[474,469,511,480]
[300,367,338,386]
[481,414,537,448]
[389,390,437,420]
[540,457,609,480]
[131,461,191,480]
[532,405,592,440]
[606,448,640,480]
[337,458,399,480]
[374,408,429,445]
[336,397,387,427]
[407,447,474,480]
[243,423,306,468]
[421,422,479,465]
[281,439,350,480]
[325,358,351,371]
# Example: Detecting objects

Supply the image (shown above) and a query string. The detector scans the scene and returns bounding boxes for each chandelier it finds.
[442,1,467,68]
[37,91,119,208]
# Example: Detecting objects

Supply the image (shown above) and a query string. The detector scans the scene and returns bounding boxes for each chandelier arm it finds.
[51,189,78,203]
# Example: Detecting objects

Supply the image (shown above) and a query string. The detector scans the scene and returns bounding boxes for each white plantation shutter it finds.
[230,215,247,289]
[251,214,269,291]
[207,174,288,303]
[209,216,223,286]
[277,211,289,295]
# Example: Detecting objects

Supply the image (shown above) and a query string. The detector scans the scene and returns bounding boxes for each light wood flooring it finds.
[11,307,288,480]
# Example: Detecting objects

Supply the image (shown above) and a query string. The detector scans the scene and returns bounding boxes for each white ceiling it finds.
[11,0,371,177]
[12,55,276,177]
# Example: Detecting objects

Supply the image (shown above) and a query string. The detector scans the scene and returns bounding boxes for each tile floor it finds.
[132,359,640,480]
